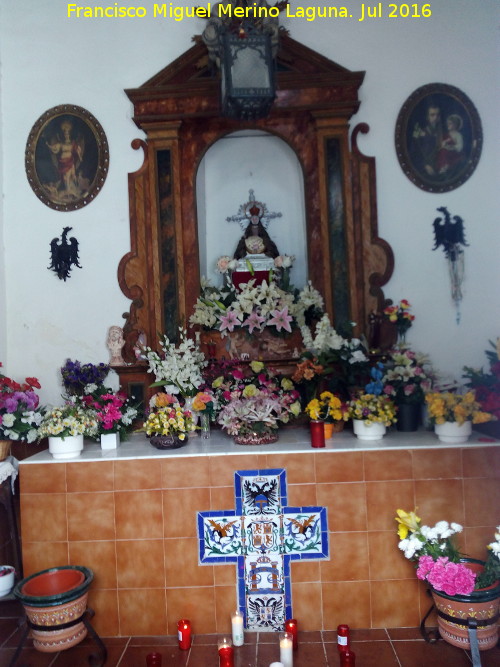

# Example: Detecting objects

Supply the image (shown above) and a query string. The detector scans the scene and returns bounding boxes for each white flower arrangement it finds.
[144,328,207,398]
[38,401,99,440]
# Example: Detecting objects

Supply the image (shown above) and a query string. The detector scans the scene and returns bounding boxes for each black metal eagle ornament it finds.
[432,206,468,323]
[48,226,82,281]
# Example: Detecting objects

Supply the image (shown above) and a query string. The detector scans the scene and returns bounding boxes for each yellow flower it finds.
[290,401,301,417]
[212,376,224,388]
[281,377,294,391]
[192,397,205,411]
[242,384,258,398]
[250,361,265,373]
[395,508,421,539]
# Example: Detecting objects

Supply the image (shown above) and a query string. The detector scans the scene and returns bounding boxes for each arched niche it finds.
[197,130,307,288]
[116,33,394,397]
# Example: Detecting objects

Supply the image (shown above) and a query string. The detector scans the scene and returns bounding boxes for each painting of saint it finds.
[26,105,109,210]
[395,84,482,193]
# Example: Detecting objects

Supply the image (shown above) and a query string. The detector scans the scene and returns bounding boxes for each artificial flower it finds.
[395,509,500,592]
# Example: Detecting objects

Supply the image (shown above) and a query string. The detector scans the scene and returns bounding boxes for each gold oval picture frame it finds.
[395,83,482,193]
[25,104,109,211]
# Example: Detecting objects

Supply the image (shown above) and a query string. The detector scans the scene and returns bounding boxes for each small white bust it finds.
[107,325,125,366]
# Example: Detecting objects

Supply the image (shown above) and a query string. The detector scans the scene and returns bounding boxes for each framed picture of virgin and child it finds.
[25,104,109,211]
[395,83,482,193]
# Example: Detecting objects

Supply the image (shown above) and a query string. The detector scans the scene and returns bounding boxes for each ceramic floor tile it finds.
[118,644,189,666]
[325,639,400,666]
[391,637,473,666]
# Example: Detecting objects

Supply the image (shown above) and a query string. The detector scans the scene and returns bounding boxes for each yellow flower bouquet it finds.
[347,392,397,427]
[425,390,495,425]
[305,391,348,423]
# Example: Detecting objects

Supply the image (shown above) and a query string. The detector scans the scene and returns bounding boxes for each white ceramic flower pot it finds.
[0,565,15,597]
[48,435,84,459]
[100,433,120,450]
[353,419,386,441]
[434,421,472,444]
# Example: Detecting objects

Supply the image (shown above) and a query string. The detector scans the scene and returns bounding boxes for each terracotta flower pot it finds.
[431,559,500,651]
[14,566,93,653]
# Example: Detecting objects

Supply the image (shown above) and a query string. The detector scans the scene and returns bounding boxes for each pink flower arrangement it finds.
[416,555,476,596]
[81,389,138,436]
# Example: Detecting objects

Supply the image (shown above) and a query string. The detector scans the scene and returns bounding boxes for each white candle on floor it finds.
[279,632,293,667]
[231,610,244,646]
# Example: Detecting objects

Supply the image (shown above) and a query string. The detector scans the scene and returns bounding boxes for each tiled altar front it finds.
[17,431,500,639]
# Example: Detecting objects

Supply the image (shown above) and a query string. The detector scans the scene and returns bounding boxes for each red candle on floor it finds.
[146,652,162,666]
[337,624,350,652]
[340,648,356,665]
[310,420,326,448]
[284,618,298,649]
[218,638,234,667]
[177,619,191,650]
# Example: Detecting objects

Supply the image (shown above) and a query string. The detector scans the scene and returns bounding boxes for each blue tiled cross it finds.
[197,468,329,632]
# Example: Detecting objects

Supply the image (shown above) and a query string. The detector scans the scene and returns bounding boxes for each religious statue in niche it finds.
[48,226,82,281]
[225,189,286,290]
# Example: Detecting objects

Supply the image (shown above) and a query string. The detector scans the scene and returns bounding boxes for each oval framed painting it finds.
[25,104,109,211]
[395,83,482,193]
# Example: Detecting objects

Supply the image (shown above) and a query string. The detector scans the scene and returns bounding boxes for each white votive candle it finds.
[279,632,293,667]
[231,610,244,646]
[269,663,285,667]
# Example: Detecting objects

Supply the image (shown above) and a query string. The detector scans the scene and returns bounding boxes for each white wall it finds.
[0,0,499,403]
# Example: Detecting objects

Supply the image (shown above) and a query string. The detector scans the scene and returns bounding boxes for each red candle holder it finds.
[218,637,234,667]
[146,652,162,666]
[310,420,325,448]
[284,618,298,649]
[177,619,191,650]
[337,623,350,652]
[340,648,356,666]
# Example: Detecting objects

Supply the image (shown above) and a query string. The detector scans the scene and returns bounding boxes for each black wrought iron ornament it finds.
[48,226,82,281]
[432,206,468,323]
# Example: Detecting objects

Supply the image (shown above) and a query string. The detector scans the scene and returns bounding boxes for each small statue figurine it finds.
[234,201,280,259]
[107,326,125,366]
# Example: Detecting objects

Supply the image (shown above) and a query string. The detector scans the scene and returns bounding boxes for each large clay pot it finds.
[14,566,93,653]
[434,421,472,444]
[431,559,500,651]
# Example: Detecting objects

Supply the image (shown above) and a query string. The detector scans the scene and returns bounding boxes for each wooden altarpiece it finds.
[116,33,394,399]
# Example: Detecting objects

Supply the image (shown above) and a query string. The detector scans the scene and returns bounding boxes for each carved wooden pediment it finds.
[126,33,365,124]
